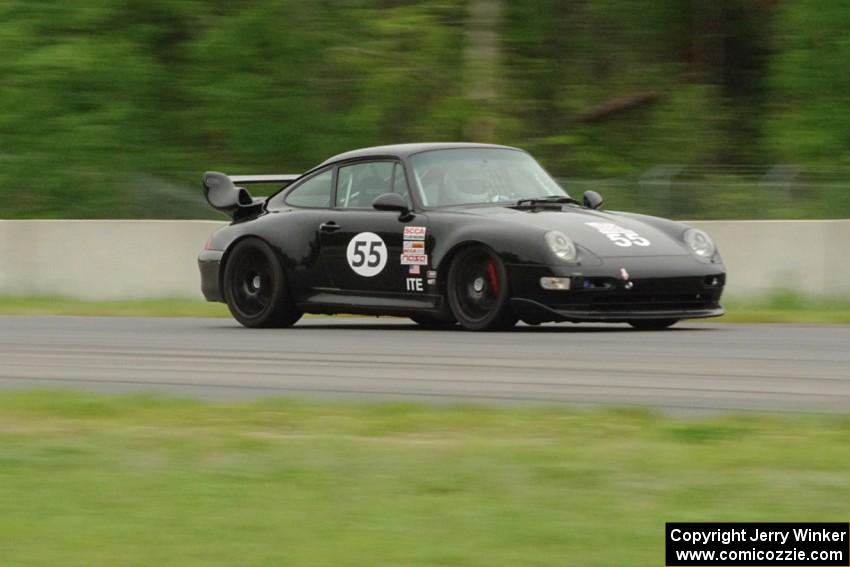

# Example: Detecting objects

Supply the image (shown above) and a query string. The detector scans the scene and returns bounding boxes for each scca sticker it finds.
[403,226,426,241]
[346,232,387,277]
[585,222,650,247]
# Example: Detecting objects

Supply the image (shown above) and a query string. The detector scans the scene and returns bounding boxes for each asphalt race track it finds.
[1,315,849,413]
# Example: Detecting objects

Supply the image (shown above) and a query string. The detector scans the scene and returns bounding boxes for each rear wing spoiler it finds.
[203,171,301,220]
[228,174,300,186]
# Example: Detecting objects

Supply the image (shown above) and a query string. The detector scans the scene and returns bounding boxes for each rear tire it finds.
[628,319,678,330]
[223,238,302,328]
[447,246,517,331]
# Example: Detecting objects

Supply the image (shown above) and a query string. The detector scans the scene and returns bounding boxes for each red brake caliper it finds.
[486,261,500,295]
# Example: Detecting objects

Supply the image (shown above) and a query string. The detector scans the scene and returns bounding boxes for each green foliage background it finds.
[1,0,848,219]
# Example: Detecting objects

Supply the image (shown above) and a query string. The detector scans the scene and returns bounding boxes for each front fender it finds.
[430,224,550,271]
[429,215,601,273]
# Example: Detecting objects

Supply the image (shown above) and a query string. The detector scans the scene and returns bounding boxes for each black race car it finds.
[199,143,725,331]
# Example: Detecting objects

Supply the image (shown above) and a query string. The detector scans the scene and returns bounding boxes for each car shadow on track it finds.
[282,322,718,333]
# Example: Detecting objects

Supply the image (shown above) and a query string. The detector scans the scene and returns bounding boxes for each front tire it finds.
[628,319,678,330]
[447,246,517,331]
[222,238,302,328]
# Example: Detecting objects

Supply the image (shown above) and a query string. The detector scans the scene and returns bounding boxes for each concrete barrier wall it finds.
[693,220,850,299]
[0,220,226,300]
[0,219,848,300]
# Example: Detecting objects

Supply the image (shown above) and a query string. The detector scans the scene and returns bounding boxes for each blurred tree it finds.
[463,0,503,141]
[765,0,850,167]
[0,0,844,219]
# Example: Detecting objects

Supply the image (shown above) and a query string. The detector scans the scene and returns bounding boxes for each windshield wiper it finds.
[515,195,582,207]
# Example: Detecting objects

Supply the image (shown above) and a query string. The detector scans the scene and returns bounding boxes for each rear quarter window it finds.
[284,169,333,208]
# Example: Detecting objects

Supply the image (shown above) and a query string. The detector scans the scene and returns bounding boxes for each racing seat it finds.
[351,176,388,208]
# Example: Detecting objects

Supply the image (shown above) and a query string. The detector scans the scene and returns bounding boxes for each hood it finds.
[463,205,690,258]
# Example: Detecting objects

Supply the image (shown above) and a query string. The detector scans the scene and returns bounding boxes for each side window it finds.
[285,170,333,208]
[391,163,413,208]
[335,162,393,209]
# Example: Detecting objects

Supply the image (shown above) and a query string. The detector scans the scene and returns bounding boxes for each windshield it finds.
[409,148,567,207]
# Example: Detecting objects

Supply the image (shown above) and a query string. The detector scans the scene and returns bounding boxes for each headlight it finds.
[684,228,716,259]
[544,231,577,262]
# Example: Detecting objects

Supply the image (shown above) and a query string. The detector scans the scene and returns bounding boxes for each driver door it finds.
[319,161,428,297]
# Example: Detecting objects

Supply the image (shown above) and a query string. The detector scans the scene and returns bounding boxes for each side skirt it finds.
[297,290,445,318]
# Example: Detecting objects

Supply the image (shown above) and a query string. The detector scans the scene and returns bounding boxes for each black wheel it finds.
[409,314,456,329]
[446,246,517,331]
[628,319,678,330]
[222,238,302,328]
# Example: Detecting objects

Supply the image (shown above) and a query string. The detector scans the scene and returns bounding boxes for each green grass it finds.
[0,296,230,318]
[0,391,848,566]
[721,291,850,324]
[1,293,850,323]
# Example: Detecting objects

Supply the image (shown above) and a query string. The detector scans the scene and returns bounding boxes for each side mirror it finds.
[372,192,411,216]
[583,190,604,210]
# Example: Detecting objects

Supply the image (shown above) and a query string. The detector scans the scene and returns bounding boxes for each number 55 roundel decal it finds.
[346,232,388,277]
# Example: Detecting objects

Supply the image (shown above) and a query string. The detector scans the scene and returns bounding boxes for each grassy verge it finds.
[721,291,850,324]
[1,293,850,323]
[0,296,230,318]
[0,391,848,566]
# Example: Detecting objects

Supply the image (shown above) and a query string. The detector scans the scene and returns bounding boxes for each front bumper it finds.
[198,250,224,302]
[511,297,724,324]
[506,259,725,324]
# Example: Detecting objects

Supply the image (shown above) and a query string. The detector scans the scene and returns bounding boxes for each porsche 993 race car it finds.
[199,143,725,331]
